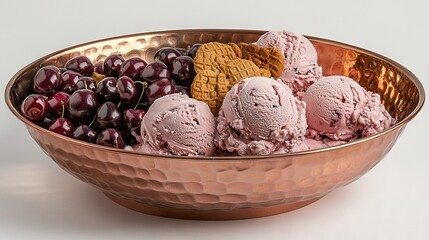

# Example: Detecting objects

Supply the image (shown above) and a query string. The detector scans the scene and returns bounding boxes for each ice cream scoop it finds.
[216,76,307,155]
[302,76,395,141]
[256,30,322,94]
[139,93,216,156]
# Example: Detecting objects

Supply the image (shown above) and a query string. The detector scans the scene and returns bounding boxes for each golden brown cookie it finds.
[258,68,272,78]
[227,42,242,58]
[194,42,239,73]
[237,43,284,79]
[221,59,271,87]
[191,69,228,114]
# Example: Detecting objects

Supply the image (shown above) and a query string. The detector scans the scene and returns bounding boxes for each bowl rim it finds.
[5,29,426,161]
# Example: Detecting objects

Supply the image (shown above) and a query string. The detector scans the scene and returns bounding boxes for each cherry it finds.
[145,78,174,104]
[60,70,82,94]
[119,57,147,80]
[67,89,99,121]
[93,62,104,74]
[76,77,97,92]
[176,48,187,56]
[96,128,125,149]
[171,56,196,86]
[48,117,75,136]
[95,102,122,130]
[103,54,124,77]
[40,118,54,129]
[187,43,202,59]
[72,125,98,143]
[96,77,119,102]
[47,91,70,117]
[21,94,49,122]
[141,61,170,83]
[172,81,191,97]
[154,47,181,69]
[116,76,141,106]
[33,66,62,95]
[124,109,145,138]
[65,56,94,76]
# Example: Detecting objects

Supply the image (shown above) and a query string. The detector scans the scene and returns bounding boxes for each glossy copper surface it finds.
[5,29,425,220]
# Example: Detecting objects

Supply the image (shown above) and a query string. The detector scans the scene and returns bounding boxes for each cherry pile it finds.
[21,43,201,148]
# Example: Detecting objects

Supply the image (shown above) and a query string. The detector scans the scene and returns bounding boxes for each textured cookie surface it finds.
[221,59,270,87]
[237,43,284,79]
[191,69,228,113]
[194,42,239,73]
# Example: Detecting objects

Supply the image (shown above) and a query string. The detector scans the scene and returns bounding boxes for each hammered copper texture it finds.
[5,30,425,220]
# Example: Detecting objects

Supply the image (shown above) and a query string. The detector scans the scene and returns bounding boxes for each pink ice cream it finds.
[139,93,216,156]
[256,30,322,94]
[216,76,307,156]
[125,142,161,154]
[295,138,346,151]
[302,76,395,141]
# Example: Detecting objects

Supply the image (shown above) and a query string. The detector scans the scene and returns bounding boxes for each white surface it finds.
[0,0,428,239]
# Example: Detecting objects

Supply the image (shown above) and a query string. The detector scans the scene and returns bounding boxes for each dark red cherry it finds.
[76,77,97,92]
[154,47,181,69]
[96,77,119,102]
[116,76,140,105]
[145,78,174,104]
[187,43,202,59]
[93,62,104,74]
[40,117,54,129]
[47,91,70,117]
[95,102,123,130]
[103,54,124,77]
[48,117,75,137]
[60,70,82,94]
[96,128,125,149]
[72,125,98,143]
[172,81,191,97]
[21,94,49,122]
[33,66,61,95]
[176,48,187,56]
[124,109,145,138]
[65,56,94,76]
[67,89,99,121]
[171,56,196,86]
[141,61,170,83]
[119,57,147,80]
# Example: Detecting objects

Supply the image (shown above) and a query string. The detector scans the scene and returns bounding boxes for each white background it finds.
[1,0,428,239]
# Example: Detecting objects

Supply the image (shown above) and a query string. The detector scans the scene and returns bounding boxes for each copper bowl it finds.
[5,29,425,220]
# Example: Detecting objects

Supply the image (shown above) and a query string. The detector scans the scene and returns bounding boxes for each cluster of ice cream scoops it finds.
[21,30,395,156]
[130,30,395,156]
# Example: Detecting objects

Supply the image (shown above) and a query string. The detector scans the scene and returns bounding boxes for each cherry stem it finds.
[61,104,65,118]
[134,81,148,110]
[84,80,88,89]
[88,115,96,128]
[117,101,122,108]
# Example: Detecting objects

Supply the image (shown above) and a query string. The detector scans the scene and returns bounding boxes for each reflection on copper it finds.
[5,30,425,220]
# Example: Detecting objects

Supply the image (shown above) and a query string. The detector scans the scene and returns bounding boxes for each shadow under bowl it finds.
[5,29,425,220]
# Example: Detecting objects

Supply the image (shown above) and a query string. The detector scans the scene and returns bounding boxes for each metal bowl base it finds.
[105,193,324,220]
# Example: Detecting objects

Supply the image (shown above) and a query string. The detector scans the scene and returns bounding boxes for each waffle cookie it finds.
[194,42,239,73]
[221,59,271,87]
[191,69,228,113]
[236,43,284,79]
